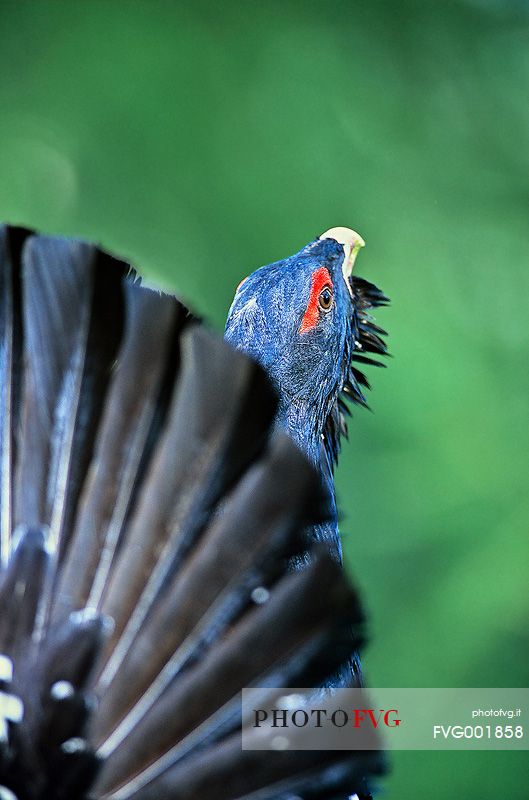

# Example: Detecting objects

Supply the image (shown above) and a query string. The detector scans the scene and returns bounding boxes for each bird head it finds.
[225,227,389,466]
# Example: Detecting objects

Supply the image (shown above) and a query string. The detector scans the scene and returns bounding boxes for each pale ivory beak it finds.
[319,226,365,293]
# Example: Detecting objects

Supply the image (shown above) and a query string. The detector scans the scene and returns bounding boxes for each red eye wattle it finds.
[299,267,333,333]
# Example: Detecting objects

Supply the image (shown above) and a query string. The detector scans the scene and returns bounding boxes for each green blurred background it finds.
[0,0,527,795]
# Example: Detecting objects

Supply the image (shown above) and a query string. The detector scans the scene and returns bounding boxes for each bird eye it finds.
[318,285,333,311]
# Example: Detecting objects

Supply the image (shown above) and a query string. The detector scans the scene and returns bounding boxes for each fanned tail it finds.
[0,227,385,800]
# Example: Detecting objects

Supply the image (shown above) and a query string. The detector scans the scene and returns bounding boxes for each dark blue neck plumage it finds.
[274,394,343,565]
